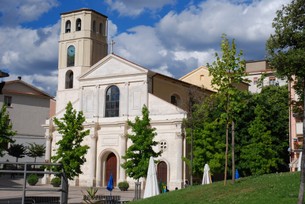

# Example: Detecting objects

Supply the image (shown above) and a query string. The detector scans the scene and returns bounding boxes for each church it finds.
[43,8,212,190]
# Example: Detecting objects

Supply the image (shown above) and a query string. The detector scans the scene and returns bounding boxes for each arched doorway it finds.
[105,153,117,186]
[157,161,167,185]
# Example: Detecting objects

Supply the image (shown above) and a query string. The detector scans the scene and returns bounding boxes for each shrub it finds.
[27,174,39,186]
[51,177,61,187]
[118,181,129,191]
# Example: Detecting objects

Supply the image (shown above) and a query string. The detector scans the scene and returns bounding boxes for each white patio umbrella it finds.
[298,152,302,171]
[202,163,212,185]
[143,157,160,198]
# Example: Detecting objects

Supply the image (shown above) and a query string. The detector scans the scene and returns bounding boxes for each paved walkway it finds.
[0,174,138,203]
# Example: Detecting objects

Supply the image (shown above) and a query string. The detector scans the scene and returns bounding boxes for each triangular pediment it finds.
[80,54,150,80]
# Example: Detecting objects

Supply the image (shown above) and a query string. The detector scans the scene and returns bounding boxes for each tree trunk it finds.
[297,81,305,204]
[224,121,229,186]
[231,121,235,184]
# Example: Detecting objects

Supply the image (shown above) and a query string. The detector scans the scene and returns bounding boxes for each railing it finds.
[0,162,68,204]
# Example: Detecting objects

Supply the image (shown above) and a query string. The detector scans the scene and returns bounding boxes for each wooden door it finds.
[157,161,167,185]
[105,153,117,186]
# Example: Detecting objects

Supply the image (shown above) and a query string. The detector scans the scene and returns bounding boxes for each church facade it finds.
[44,9,211,190]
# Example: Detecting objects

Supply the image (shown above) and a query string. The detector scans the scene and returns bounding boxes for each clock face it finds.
[67,46,75,56]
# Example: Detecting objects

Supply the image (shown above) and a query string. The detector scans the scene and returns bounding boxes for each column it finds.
[88,124,98,186]
[119,123,128,182]
[42,119,53,184]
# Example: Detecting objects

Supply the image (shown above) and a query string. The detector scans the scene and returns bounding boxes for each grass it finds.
[132,172,300,204]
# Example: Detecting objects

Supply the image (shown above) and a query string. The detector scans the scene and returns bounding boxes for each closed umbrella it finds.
[202,164,212,185]
[298,152,302,171]
[143,157,160,198]
[107,174,114,195]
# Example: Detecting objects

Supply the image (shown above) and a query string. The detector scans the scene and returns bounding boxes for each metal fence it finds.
[0,162,68,204]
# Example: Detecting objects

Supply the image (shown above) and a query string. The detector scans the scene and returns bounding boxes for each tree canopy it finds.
[52,102,89,180]
[266,0,305,202]
[185,85,289,181]
[7,144,26,162]
[121,105,161,180]
[0,104,16,156]
[27,143,46,163]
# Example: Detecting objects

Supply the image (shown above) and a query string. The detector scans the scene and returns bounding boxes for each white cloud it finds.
[0,0,58,26]
[0,22,60,74]
[105,0,175,17]
[112,0,291,79]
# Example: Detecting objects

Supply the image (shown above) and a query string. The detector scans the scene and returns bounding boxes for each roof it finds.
[2,80,54,99]
[61,8,108,18]
[179,65,209,80]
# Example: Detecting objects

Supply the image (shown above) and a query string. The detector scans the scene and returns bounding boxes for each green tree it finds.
[7,144,26,162]
[0,104,16,156]
[27,143,46,163]
[52,102,90,180]
[121,105,161,181]
[185,94,226,178]
[187,85,288,179]
[239,85,289,176]
[266,0,305,202]
[208,34,247,185]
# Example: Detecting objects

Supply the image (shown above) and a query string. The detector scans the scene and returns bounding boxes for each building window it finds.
[76,18,81,31]
[269,77,276,85]
[65,70,73,89]
[92,20,96,32]
[105,85,120,117]
[160,141,167,152]
[67,45,75,67]
[65,20,71,33]
[171,94,181,106]
[99,23,103,35]
[4,96,12,107]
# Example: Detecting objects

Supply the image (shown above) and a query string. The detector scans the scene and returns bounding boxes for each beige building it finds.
[44,9,212,189]
[0,78,54,163]
[180,65,249,92]
[245,60,286,93]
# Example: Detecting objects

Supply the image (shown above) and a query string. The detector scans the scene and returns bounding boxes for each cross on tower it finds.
[110,40,115,54]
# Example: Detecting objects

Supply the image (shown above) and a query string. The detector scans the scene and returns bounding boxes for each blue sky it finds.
[0,0,290,96]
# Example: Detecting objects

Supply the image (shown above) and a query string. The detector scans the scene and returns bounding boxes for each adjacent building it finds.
[0,78,54,163]
[245,60,286,93]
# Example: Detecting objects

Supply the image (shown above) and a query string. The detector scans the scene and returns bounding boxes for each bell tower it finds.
[56,9,108,111]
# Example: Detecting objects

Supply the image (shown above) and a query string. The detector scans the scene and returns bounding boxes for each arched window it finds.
[92,20,96,32]
[171,94,181,106]
[105,85,120,117]
[76,18,81,31]
[65,20,71,33]
[99,23,103,35]
[65,70,73,89]
[67,45,75,67]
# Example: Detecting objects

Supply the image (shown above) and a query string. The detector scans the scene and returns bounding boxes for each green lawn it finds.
[132,172,300,204]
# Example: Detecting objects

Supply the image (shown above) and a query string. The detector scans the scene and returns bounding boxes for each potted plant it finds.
[82,187,100,204]
[51,177,61,187]
[118,181,129,191]
[27,174,39,186]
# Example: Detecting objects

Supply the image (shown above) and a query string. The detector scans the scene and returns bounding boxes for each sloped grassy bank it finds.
[132,172,300,204]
